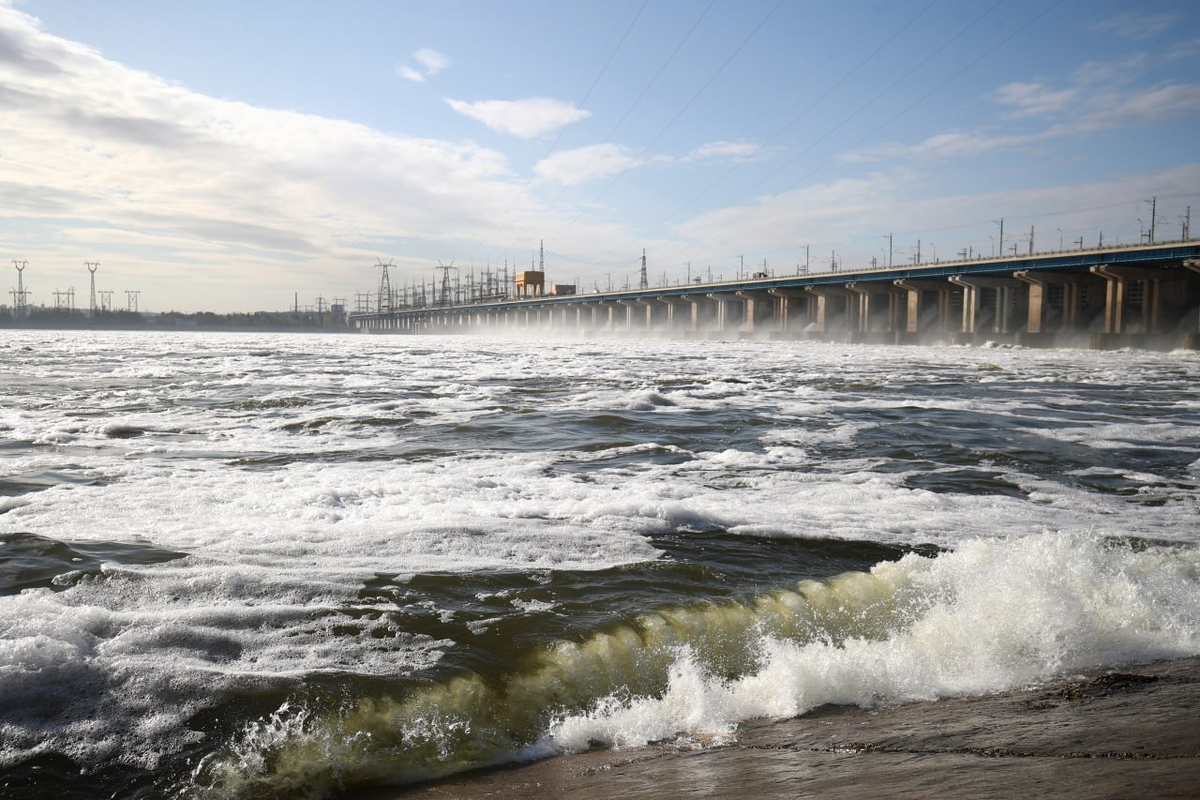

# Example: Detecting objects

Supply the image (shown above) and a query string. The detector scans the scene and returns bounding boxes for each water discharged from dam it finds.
[1,330,1198,798]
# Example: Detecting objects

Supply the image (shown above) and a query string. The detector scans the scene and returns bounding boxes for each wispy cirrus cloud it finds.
[674,163,1200,257]
[445,97,590,138]
[992,81,1079,118]
[842,128,1067,163]
[534,144,648,186]
[1089,11,1177,41]
[683,140,764,163]
[395,47,451,83]
[843,49,1200,165]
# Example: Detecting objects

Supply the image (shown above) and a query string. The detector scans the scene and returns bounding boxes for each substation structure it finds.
[350,241,1200,350]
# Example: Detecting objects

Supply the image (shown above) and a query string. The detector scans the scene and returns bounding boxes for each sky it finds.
[1,0,1198,313]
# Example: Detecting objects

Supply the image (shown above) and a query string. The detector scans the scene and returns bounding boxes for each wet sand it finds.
[357,656,1200,799]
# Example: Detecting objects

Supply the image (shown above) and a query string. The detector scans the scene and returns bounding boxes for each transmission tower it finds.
[86,261,99,319]
[436,260,457,306]
[126,290,139,313]
[99,290,113,312]
[639,249,648,289]
[375,258,394,313]
[11,260,28,321]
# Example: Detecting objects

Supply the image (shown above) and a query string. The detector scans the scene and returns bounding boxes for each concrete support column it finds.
[804,286,850,336]
[707,294,736,334]
[636,299,655,330]
[948,275,1024,339]
[684,296,705,333]
[846,283,905,337]
[1091,265,1167,334]
[657,297,678,332]
[768,288,809,335]
[735,291,773,334]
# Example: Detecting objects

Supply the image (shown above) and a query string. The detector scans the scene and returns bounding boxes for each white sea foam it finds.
[188,532,1200,798]
[541,532,1200,753]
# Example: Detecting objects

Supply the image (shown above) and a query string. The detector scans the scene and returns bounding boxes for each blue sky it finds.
[2,0,1198,312]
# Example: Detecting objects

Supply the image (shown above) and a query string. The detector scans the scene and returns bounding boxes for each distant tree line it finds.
[0,307,350,331]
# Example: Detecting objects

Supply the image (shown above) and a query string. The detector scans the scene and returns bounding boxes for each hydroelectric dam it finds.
[351,240,1200,350]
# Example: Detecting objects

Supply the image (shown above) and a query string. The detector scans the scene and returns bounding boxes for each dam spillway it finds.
[350,240,1200,350]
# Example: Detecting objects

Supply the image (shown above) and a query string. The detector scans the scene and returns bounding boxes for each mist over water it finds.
[1,330,1198,798]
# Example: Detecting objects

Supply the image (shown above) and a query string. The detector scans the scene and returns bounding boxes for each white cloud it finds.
[413,48,450,76]
[683,140,763,162]
[1089,11,1177,41]
[842,48,1200,166]
[1077,82,1200,130]
[396,47,451,83]
[672,163,1200,259]
[0,8,677,311]
[993,81,1078,117]
[673,170,922,252]
[534,144,645,186]
[1166,37,1200,61]
[845,128,1067,163]
[395,64,425,83]
[445,97,591,138]
[1071,53,1147,86]
[0,7,539,308]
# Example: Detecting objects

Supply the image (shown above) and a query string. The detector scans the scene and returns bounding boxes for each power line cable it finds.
[659,0,938,227]
[544,0,719,196]
[689,0,1010,244]
[486,0,651,243]
[564,0,785,236]
[659,0,1070,266]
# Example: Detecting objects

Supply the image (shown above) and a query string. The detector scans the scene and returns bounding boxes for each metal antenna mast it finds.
[375,258,395,313]
[639,249,648,289]
[86,261,99,319]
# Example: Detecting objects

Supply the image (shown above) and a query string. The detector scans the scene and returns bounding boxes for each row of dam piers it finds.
[351,241,1200,350]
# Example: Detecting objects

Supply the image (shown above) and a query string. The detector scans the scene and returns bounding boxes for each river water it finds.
[1,330,1198,798]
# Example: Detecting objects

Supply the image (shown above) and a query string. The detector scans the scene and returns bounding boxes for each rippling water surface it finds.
[1,330,1198,798]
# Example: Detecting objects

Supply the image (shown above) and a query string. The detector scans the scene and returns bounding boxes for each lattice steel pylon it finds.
[375,258,395,313]
[436,260,456,306]
[86,261,99,319]
[11,260,28,321]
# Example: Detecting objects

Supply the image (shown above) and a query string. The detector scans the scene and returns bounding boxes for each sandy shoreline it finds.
[353,656,1200,799]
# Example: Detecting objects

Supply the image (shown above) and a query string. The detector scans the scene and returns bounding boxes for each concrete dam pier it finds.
[351,241,1200,350]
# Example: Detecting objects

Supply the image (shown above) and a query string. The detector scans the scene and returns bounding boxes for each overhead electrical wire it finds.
[563,0,785,235]
[658,0,938,228]
[485,0,651,244]
[541,0,719,204]
[667,0,1070,266]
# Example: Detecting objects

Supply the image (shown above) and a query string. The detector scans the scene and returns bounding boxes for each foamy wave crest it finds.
[186,533,1200,798]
